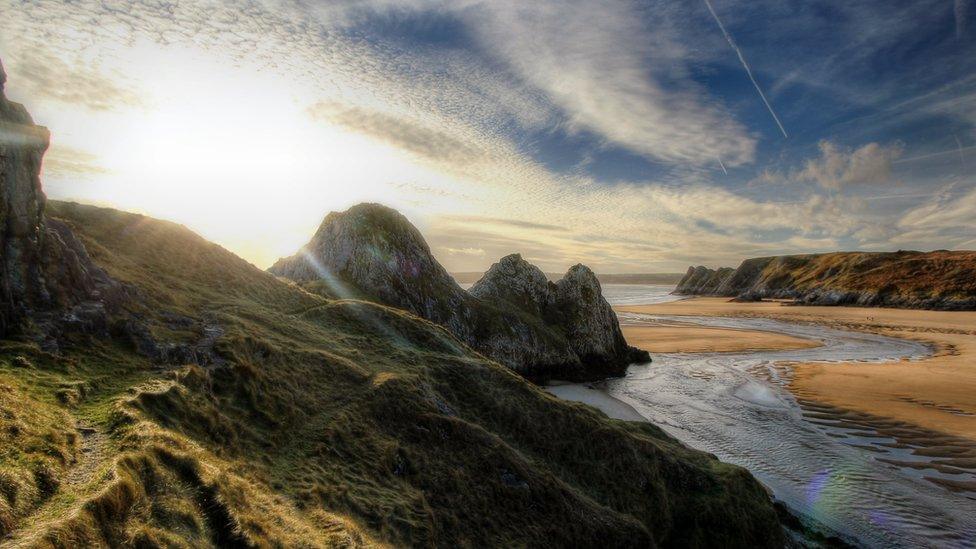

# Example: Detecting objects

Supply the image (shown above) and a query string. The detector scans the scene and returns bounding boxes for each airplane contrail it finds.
[702,0,789,139]
[717,156,729,175]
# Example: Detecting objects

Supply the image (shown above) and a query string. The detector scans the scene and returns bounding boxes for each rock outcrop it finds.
[547,264,646,374]
[471,256,646,378]
[0,59,121,339]
[469,253,549,316]
[674,251,976,310]
[268,203,474,337]
[271,206,648,380]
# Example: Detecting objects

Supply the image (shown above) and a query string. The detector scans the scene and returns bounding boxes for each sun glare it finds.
[31,43,472,267]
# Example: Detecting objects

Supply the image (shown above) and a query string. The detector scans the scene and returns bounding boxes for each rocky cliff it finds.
[673,265,735,295]
[271,207,648,380]
[0,59,122,341]
[674,251,976,310]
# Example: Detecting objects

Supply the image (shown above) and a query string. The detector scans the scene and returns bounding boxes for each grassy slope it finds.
[0,201,782,547]
[754,251,976,297]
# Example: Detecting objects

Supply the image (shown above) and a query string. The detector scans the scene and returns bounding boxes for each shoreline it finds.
[616,297,976,442]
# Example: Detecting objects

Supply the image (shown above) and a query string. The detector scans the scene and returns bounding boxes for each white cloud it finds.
[799,141,903,190]
[756,140,903,191]
[1,0,965,274]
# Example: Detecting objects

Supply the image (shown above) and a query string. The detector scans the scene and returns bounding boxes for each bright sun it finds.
[32,42,467,267]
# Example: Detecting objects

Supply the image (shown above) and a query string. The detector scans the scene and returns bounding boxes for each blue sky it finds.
[1,0,975,272]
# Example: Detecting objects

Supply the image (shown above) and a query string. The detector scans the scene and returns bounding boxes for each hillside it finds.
[0,200,782,547]
[269,204,648,381]
[0,61,787,547]
[674,251,976,310]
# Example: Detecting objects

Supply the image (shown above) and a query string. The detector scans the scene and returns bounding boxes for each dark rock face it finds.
[271,209,648,380]
[472,256,649,377]
[269,203,475,338]
[546,264,648,376]
[674,251,976,310]
[469,253,549,317]
[0,58,121,338]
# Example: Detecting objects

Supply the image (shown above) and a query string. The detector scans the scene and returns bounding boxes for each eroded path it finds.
[2,418,113,547]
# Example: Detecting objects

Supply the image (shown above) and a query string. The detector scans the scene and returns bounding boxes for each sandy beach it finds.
[618,298,976,442]
[621,321,820,354]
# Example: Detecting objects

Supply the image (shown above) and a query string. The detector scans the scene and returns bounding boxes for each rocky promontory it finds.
[675,251,976,310]
[270,205,648,380]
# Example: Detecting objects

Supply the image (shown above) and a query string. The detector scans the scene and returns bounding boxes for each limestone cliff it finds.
[673,265,735,295]
[674,251,976,310]
[271,208,648,380]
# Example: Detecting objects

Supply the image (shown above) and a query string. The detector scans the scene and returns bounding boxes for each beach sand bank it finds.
[621,322,820,354]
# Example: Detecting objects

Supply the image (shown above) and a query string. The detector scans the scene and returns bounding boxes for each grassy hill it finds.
[0,201,785,547]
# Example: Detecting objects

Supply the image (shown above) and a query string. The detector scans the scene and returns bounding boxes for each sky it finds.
[1,0,975,273]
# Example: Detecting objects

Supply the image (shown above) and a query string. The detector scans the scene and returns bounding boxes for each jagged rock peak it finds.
[469,253,550,315]
[312,203,429,250]
[558,263,600,288]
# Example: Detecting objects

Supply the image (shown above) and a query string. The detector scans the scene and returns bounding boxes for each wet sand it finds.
[617,298,976,441]
[545,381,646,422]
[622,322,820,353]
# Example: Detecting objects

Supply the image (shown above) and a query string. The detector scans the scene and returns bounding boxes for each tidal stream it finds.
[553,287,976,548]
[609,313,976,547]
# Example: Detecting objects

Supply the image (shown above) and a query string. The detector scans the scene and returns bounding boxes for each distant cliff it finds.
[674,251,976,310]
[270,204,648,380]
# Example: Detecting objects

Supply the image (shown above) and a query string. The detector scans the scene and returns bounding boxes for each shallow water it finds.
[598,284,683,305]
[608,312,976,548]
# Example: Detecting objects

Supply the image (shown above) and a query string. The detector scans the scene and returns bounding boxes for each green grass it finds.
[0,201,784,547]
